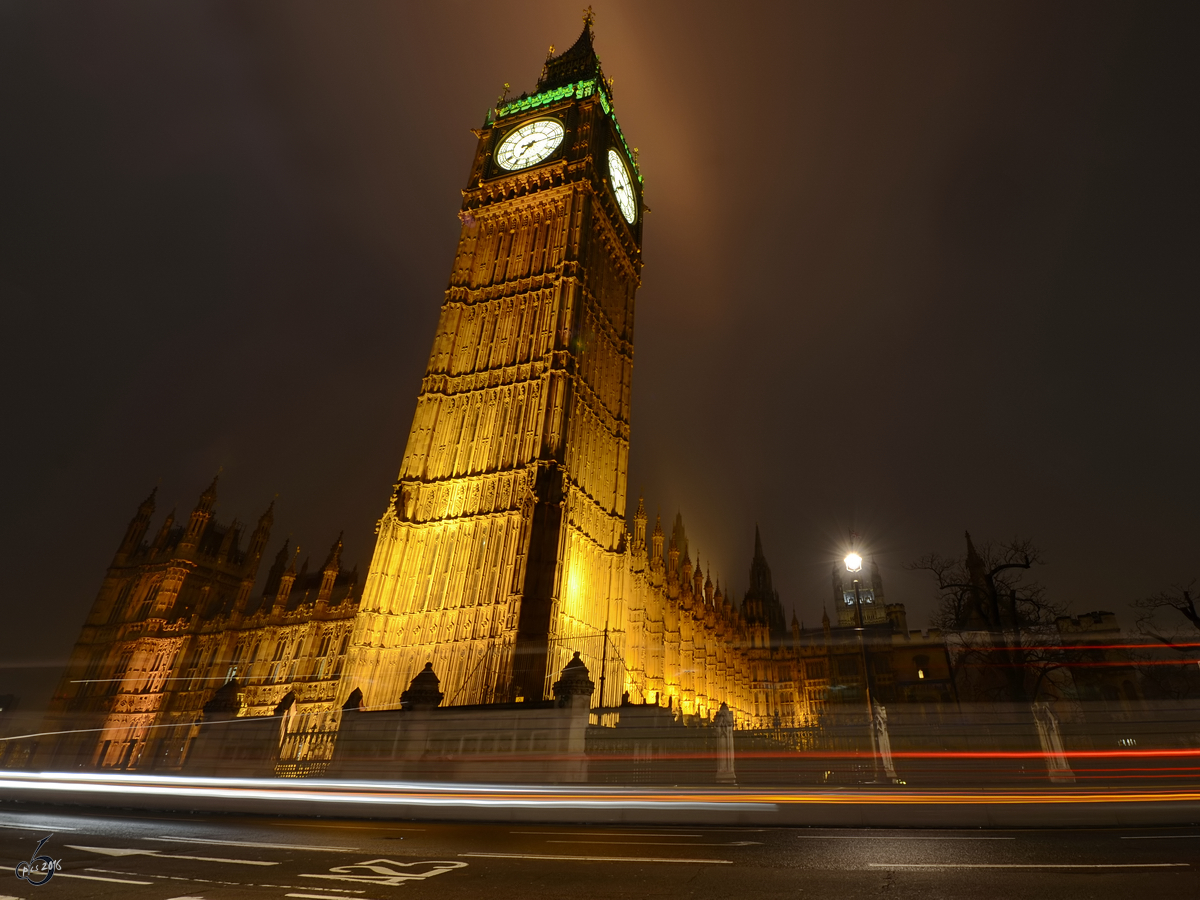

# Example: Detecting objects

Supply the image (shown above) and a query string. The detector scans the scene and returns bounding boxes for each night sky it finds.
[3,2,1197,711]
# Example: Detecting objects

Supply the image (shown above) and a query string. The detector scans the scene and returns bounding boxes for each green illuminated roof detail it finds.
[492,78,641,185]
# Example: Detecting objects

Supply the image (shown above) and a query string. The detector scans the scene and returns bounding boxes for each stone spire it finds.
[117,487,157,559]
[317,532,344,607]
[743,526,787,643]
[651,514,664,574]
[244,500,274,575]
[183,474,219,546]
[537,9,602,92]
[633,496,647,559]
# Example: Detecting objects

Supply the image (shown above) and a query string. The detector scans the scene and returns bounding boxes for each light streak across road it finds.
[3,770,1200,811]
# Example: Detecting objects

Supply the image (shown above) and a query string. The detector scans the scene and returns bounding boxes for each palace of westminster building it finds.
[37,17,954,772]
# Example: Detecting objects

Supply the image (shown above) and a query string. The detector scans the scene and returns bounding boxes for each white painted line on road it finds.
[513,831,705,837]
[799,835,1014,840]
[0,821,77,831]
[276,888,363,894]
[1121,835,1200,840]
[67,844,278,866]
[280,830,427,835]
[461,852,732,864]
[287,895,374,899]
[869,863,1189,869]
[548,840,761,847]
[54,871,155,884]
[156,835,359,852]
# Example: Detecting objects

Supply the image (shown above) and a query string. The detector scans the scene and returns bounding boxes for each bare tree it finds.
[1130,582,1200,700]
[1133,583,1199,638]
[911,533,1072,704]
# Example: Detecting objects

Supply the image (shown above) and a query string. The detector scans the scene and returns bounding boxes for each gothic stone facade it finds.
[41,478,359,772]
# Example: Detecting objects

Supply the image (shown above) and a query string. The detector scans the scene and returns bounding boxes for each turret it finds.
[216,518,240,564]
[245,501,273,574]
[744,526,787,644]
[667,535,679,586]
[964,530,990,628]
[116,487,156,561]
[692,554,704,600]
[182,474,219,547]
[151,510,175,553]
[633,497,647,562]
[262,540,291,603]
[704,567,714,605]
[274,550,300,614]
[317,533,343,609]
[651,514,664,574]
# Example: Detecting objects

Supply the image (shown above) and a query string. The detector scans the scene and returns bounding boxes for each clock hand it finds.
[516,140,543,164]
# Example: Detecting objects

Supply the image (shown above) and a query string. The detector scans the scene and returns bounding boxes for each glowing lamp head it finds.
[844,552,863,573]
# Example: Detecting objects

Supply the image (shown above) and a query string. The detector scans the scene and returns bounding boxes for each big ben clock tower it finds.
[346,13,643,707]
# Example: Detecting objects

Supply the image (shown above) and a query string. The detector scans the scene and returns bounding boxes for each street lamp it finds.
[845,550,880,781]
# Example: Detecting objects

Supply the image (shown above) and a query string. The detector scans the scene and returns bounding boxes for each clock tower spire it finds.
[345,20,643,707]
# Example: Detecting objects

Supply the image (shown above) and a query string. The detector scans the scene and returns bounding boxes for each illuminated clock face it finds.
[607,148,637,223]
[495,119,564,171]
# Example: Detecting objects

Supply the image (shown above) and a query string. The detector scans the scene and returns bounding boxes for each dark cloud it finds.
[2,1,1197,706]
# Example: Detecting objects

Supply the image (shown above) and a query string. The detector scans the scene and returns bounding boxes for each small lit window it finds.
[917,669,925,680]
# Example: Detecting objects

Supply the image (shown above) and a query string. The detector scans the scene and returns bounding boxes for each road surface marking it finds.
[547,840,760,847]
[513,831,705,837]
[461,852,732,864]
[1121,835,1200,840]
[85,866,376,893]
[0,821,77,831]
[798,835,1014,840]
[156,835,359,852]
[869,863,1188,869]
[66,844,278,866]
[301,859,467,886]
[54,871,154,884]
[287,896,372,900]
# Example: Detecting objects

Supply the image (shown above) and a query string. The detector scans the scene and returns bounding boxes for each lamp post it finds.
[845,551,881,782]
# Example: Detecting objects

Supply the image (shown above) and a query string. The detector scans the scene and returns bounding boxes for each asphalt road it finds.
[1,803,1197,899]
